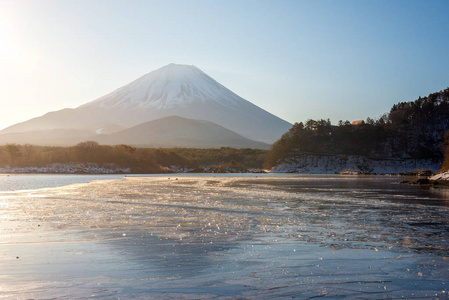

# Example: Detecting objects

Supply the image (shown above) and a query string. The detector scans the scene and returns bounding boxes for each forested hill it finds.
[265,88,449,171]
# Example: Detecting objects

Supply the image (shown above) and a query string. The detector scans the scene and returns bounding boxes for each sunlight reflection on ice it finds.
[0,175,448,299]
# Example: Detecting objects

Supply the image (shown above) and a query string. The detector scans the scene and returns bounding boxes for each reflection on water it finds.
[0,175,448,299]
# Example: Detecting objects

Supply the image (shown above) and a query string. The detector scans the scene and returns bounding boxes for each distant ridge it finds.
[0,64,291,145]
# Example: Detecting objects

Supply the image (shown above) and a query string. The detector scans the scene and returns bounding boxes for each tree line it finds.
[265,87,449,170]
[0,142,268,173]
[4,88,449,173]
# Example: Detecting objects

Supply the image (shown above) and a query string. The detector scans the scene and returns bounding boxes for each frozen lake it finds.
[1,175,448,299]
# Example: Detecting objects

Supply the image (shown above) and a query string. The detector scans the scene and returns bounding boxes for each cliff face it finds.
[270,153,441,174]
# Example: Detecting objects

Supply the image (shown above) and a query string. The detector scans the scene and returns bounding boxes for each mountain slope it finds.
[93,116,270,149]
[1,64,291,144]
[0,128,94,146]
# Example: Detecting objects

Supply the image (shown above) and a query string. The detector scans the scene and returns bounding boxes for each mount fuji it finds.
[0,64,291,147]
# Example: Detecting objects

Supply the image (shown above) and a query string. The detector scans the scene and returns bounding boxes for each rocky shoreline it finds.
[400,171,449,187]
[0,163,268,175]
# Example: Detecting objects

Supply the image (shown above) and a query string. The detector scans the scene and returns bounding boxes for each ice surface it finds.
[0,175,448,299]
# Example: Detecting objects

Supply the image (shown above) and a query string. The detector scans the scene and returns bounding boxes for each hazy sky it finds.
[1,0,448,130]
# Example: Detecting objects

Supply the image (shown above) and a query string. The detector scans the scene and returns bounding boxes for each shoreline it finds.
[403,178,449,187]
[3,171,449,195]
[0,168,438,175]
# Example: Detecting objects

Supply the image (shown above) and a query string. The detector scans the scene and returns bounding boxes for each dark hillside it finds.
[265,88,449,169]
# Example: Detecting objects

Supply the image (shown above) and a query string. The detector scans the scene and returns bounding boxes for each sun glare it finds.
[0,2,22,66]
[0,2,41,85]
[0,16,13,59]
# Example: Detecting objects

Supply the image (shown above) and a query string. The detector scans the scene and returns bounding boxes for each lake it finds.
[0,173,126,192]
[0,174,448,299]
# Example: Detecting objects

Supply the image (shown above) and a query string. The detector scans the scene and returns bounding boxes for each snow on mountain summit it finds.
[83,64,242,110]
[1,63,292,144]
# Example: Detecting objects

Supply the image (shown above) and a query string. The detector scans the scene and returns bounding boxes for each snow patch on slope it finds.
[430,171,449,181]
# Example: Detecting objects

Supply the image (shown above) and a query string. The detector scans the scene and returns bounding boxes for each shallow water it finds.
[0,173,126,192]
[1,175,448,299]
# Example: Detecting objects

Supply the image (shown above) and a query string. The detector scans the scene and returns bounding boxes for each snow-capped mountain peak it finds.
[83,63,241,110]
[2,63,292,144]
